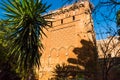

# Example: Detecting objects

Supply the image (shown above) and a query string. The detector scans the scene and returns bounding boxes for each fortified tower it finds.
[36,1,96,80]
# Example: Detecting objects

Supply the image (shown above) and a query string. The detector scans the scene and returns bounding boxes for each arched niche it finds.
[48,48,58,67]
[50,48,58,57]
[67,46,78,65]
[67,46,77,58]
[58,47,67,64]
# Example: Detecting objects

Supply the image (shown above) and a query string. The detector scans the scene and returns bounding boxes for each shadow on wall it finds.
[51,39,98,80]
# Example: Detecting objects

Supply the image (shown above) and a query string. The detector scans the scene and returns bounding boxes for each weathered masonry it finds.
[36,1,96,80]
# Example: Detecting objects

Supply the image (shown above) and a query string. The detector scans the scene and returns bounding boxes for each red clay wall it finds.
[36,1,96,80]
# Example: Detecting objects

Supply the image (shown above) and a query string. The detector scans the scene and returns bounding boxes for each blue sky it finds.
[0,0,119,39]
[0,0,5,19]
[44,0,62,10]
[0,0,63,19]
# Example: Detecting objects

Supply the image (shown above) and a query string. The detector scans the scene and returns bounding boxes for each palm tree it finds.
[1,0,51,71]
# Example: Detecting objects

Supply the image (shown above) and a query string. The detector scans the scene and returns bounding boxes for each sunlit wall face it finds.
[38,1,96,80]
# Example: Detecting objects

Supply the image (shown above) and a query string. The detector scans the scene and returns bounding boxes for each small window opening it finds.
[61,19,63,24]
[51,22,52,26]
[73,16,75,21]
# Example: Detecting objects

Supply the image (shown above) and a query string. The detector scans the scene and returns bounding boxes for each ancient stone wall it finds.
[36,1,96,80]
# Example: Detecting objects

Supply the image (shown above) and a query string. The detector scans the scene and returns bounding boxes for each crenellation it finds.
[50,2,85,17]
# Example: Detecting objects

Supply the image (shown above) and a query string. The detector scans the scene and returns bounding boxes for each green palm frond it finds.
[0,0,51,70]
